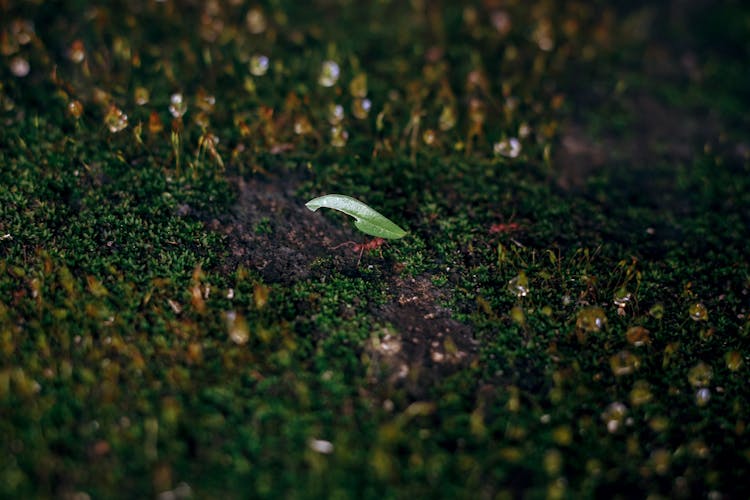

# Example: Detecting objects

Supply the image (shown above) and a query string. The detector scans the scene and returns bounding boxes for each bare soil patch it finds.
[211,175,478,392]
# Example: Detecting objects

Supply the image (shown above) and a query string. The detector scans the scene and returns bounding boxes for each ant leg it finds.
[331,241,356,250]
[356,247,364,267]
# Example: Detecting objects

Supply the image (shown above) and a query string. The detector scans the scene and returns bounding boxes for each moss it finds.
[1,0,749,498]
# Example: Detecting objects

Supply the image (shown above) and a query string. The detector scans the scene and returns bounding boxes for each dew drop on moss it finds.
[245,7,267,34]
[518,122,532,138]
[491,10,512,35]
[508,271,529,297]
[319,60,340,87]
[610,350,640,376]
[294,116,313,135]
[195,88,216,112]
[330,125,348,147]
[134,87,149,106]
[576,306,607,333]
[689,302,708,321]
[494,137,521,158]
[250,55,269,76]
[225,311,249,345]
[104,105,128,133]
[67,100,84,119]
[10,56,30,77]
[625,326,650,346]
[422,129,436,146]
[601,402,627,433]
[695,388,711,407]
[687,362,713,388]
[169,93,187,118]
[328,104,344,125]
[649,303,664,319]
[352,98,371,120]
[68,39,85,63]
[613,287,632,308]
[629,380,653,406]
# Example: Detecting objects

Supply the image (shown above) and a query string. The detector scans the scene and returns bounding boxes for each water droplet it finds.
[533,19,555,51]
[613,287,632,308]
[689,302,708,321]
[195,89,215,112]
[518,122,532,138]
[629,380,653,406]
[308,438,334,454]
[294,116,313,135]
[68,39,85,63]
[10,19,34,45]
[508,271,529,297]
[625,326,650,346]
[330,125,348,147]
[10,56,29,77]
[695,388,711,406]
[610,350,640,376]
[576,306,607,333]
[725,350,743,371]
[249,54,269,76]
[422,129,437,146]
[328,103,344,125]
[649,303,664,319]
[688,362,713,387]
[351,98,371,120]
[169,93,187,118]
[318,60,340,87]
[134,87,150,106]
[491,10,512,35]
[438,106,456,131]
[104,105,128,133]
[246,7,267,34]
[67,100,84,119]
[601,402,627,433]
[494,138,522,158]
[349,73,368,98]
[225,311,249,345]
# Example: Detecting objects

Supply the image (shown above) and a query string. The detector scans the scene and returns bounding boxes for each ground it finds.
[1,0,749,498]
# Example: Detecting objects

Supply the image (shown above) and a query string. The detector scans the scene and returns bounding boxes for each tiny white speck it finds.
[309,439,334,454]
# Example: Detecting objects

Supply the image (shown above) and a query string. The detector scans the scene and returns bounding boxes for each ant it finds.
[489,212,522,234]
[489,221,522,234]
[332,237,386,266]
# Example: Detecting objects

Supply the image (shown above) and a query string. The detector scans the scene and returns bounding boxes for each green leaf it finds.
[305,194,407,239]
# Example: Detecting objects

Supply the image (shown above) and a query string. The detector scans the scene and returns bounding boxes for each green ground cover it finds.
[1,0,749,497]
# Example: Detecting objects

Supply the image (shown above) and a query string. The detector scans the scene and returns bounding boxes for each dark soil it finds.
[217,176,478,394]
